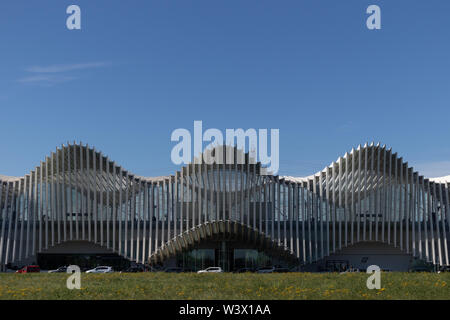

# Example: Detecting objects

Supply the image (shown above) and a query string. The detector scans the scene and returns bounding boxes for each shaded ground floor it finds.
[5,239,437,273]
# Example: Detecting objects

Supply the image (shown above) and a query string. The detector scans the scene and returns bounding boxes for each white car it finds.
[86,266,113,273]
[197,267,223,273]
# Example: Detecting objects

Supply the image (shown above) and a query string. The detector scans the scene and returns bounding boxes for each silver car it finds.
[197,267,223,273]
[86,266,113,273]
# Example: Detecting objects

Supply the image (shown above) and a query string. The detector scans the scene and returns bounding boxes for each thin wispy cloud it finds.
[26,62,109,73]
[18,61,110,86]
[17,75,77,86]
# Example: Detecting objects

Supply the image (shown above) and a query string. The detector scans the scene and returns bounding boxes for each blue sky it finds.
[1,0,450,178]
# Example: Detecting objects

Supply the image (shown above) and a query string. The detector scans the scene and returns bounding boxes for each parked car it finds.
[16,265,40,273]
[48,266,68,273]
[197,267,223,273]
[409,266,433,272]
[147,266,163,272]
[235,267,255,273]
[256,266,275,273]
[86,266,113,273]
[164,267,184,273]
[273,267,290,273]
[122,266,145,273]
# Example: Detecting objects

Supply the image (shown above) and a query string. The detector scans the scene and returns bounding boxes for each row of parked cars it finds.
[48,266,115,273]
[14,264,294,274]
[162,266,293,273]
[14,265,116,273]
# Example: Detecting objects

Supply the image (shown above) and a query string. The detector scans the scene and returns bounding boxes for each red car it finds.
[16,265,40,273]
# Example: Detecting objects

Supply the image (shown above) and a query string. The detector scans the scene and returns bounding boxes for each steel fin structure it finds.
[0,142,449,271]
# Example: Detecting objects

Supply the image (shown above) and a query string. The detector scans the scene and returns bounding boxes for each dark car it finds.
[273,267,290,273]
[235,267,255,273]
[123,266,145,273]
[164,267,183,273]
[409,266,433,272]
[48,266,68,273]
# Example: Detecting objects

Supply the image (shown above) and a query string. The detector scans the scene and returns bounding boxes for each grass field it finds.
[0,272,448,300]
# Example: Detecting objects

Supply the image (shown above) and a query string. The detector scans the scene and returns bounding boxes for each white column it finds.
[375,145,380,242]
[136,180,141,262]
[331,162,336,252]
[44,158,50,249]
[67,144,73,241]
[131,177,136,260]
[74,144,80,241]
[161,179,165,249]
[93,148,98,244]
[441,183,449,266]
[432,182,443,266]
[25,173,32,257]
[86,146,91,242]
[149,181,154,256]
[381,147,387,242]
[418,176,424,260]
[0,182,11,265]
[12,179,23,262]
[312,176,318,258]
[393,157,399,247]
[192,165,196,228]
[276,176,281,247]
[344,152,350,247]
[412,173,417,257]
[186,165,190,230]
[32,167,38,257]
[427,180,436,264]
[106,160,111,249]
[155,181,159,254]
[61,146,67,243]
[99,153,104,247]
[174,172,178,238]
[406,168,412,254]
[295,183,300,259]
[350,149,355,245]
[368,145,374,241]
[112,163,117,252]
[180,168,184,232]
[338,157,343,250]
[363,145,368,242]
[307,179,312,263]
[388,151,394,245]
[319,171,324,258]
[5,181,18,265]
[80,144,84,241]
[423,179,430,261]
[301,181,306,263]
[283,180,287,250]
[289,182,294,254]
[38,163,43,253]
[25,171,34,259]
[198,164,202,225]
[142,181,148,263]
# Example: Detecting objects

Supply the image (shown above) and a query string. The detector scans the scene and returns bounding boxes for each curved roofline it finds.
[1,141,449,184]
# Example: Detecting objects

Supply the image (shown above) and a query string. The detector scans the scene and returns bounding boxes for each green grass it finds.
[0,272,448,300]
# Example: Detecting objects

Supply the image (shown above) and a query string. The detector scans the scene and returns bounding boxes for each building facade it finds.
[0,143,449,271]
